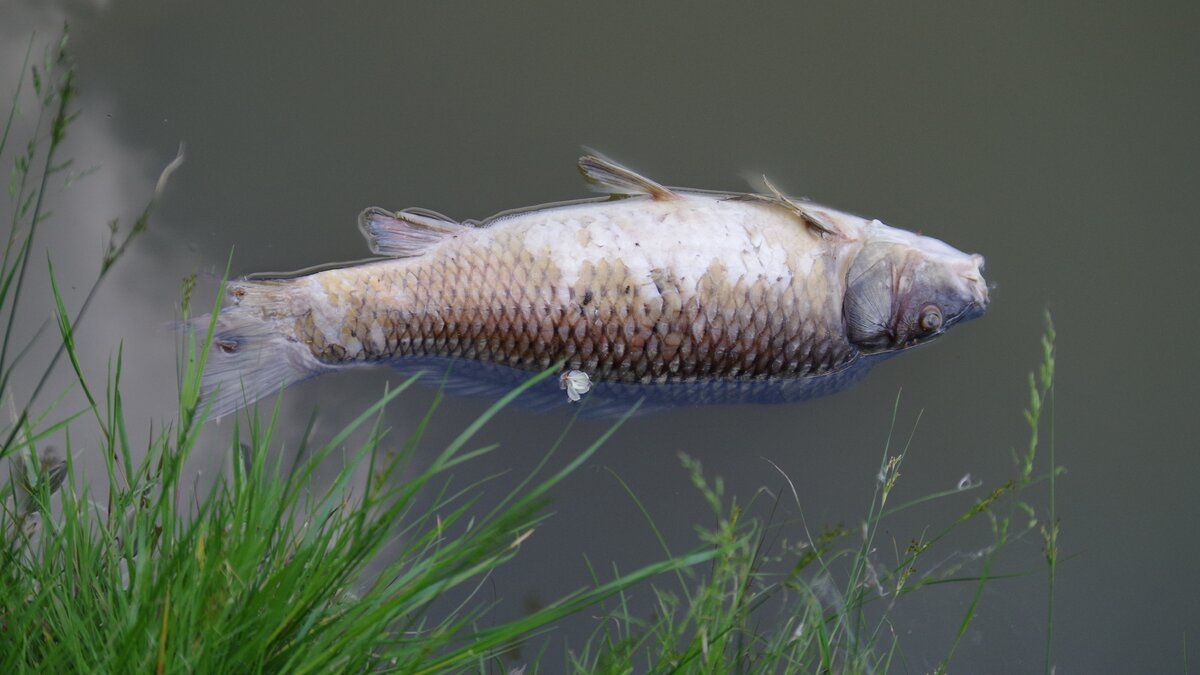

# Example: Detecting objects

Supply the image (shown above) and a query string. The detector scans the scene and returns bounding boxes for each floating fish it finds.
[199,155,988,417]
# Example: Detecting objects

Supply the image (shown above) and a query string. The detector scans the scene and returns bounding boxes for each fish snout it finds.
[961,253,990,316]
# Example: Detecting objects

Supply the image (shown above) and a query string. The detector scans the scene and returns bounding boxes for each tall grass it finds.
[0,30,727,671]
[563,318,1059,673]
[0,29,1062,673]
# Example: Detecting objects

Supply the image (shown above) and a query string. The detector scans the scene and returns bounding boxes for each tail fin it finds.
[196,280,322,419]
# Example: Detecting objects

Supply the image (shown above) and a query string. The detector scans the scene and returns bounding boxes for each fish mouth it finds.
[953,296,988,324]
[938,298,988,335]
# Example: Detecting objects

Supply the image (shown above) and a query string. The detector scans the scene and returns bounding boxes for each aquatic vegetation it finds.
[0,29,1060,674]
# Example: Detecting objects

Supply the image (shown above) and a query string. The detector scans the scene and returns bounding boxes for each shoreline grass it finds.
[1,29,1063,673]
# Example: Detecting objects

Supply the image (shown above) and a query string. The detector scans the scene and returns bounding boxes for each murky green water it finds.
[4,1,1198,670]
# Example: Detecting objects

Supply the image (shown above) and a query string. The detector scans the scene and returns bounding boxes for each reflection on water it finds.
[4,0,1199,671]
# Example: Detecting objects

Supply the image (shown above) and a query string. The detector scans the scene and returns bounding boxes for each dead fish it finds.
[199,154,988,417]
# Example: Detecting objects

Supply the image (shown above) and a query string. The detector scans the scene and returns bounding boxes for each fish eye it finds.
[918,305,943,333]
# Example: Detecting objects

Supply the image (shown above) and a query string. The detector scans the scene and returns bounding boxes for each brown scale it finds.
[299,227,857,385]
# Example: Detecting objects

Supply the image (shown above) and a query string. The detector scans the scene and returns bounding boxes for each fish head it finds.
[843,221,988,354]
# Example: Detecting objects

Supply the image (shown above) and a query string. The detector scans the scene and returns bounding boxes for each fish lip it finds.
[938,300,988,335]
[951,300,987,325]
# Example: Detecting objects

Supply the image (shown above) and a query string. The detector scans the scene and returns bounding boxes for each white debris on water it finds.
[560,369,592,402]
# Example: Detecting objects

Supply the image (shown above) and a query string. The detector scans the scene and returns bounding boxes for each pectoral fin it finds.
[578,154,678,201]
[743,174,842,238]
[358,207,466,257]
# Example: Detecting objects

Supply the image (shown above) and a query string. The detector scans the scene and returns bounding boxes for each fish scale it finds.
[290,215,853,387]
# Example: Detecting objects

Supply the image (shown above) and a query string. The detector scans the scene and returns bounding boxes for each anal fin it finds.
[358,206,466,257]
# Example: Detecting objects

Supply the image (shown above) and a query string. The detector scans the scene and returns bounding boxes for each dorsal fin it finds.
[577,154,678,201]
[358,206,466,257]
[745,174,840,238]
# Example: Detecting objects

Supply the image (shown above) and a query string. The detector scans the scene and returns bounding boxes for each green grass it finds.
[558,319,1059,674]
[0,29,1063,673]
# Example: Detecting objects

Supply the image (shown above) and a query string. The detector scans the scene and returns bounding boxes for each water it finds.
[4,1,1199,671]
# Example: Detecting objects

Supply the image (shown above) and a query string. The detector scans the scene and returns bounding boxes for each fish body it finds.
[201,156,987,416]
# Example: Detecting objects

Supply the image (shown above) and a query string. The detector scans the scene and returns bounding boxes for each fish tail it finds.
[196,280,323,418]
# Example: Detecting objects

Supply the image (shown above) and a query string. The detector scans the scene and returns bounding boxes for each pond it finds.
[3,2,1197,671]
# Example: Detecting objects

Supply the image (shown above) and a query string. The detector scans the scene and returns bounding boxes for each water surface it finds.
[4,2,1199,671]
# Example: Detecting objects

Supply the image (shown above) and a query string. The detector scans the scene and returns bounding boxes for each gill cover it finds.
[845,241,900,351]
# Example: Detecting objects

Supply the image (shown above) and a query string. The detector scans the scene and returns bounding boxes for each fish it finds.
[198,154,988,417]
